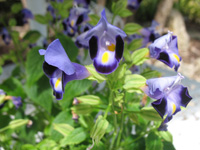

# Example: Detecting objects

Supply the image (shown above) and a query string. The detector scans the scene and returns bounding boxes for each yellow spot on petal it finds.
[102,52,109,63]
[107,43,115,52]
[173,54,180,62]
[172,103,176,114]
[71,20,74,27]
[70,28,74,34]
[55,78,61,88]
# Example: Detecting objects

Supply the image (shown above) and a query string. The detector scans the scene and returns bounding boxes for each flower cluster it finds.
[142,31,192,127]
[40,9,127,99]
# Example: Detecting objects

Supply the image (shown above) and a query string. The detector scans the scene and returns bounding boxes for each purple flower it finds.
[39,39,90,100]
[75,23,93,48]
[62,18,77,37]
[68,7,89,29]
[21,8,34,24]
[1,28,11,45]
[140,21,160,47]
[143,73,192,123]
[127,0,143,10]
[12,96,22,109]
[47,4,56,21]
[74,0,91,8]
[149,31,181,71]
[0,89,22,109]
[85,9,126,74]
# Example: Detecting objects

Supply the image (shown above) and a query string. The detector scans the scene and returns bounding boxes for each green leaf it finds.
[90,115,109,145]
[159,131,173,142]
[123,74,146,93]
[10,30,19,45]
[50,110,74,141]
[26,46,44,86]
[124,23,143,35]
[59,79,92,110]
[0,77,26,98]
[140,107,162,121]
[25,76,52,113]
[141,69,161,79]
[56,33,78,61]
[11,3,22,14]
[145,132,163,150]
[34,14,48,24]
[22,144,38,150]
[131,48,149,65]
[163,141,175,150]
[88,14,100,26]
[127,39,143,51]
[8,119,29,129]
[76,95,101,105]
[60,127,87,146]
[71,104,93,115]
[0,66,2,75]
[111,0,132,17]
[9,18,17,26]
[117,9,133,17]
[53,123,74,137]
[0,119,29,133]
[111,63,127,80]
[23,30,41,43]
[86,64,106,83]
[37,139,59,150]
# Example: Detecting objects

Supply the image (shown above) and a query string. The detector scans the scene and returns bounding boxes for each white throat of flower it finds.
[163,31,173,50]
[164,73,184,93]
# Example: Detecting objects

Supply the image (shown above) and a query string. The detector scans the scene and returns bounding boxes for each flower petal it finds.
[50,72,64,100]
[115,35,124,61]
[93,50,118,74]
[89,36,98,59]
[42,39,75,75]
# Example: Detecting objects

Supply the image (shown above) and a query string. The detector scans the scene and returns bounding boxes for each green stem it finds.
[116,101,125,147]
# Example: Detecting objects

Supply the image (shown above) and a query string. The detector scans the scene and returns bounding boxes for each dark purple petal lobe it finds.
[89,36,98,60]
[115,35,124,61]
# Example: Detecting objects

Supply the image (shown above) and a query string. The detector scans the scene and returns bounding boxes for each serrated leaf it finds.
[23,30,41,43]
[53,123,74,137]
[140,107,162,121]
[60,127,87,146]
[124,23,142,35]
[26,46,44,86]
[86,64,106,83]
[123,74,146,93]
[145,132,163,150]
[131,48,149,65]
[76,95,101,105]
[90,115,109,145]
[56,33,78,61]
